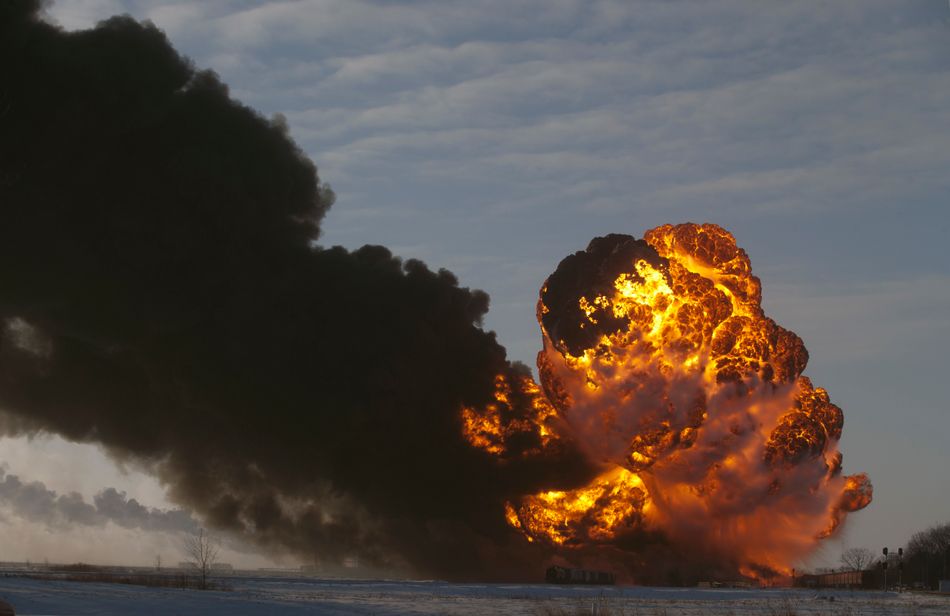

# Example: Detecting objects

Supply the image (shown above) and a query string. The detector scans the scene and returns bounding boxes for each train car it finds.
[545,565,615,585]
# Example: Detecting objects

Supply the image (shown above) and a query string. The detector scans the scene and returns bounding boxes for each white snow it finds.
[1,575,948,615]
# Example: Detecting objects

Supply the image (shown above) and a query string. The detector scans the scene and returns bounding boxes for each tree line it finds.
[903,521,950,589]
[840,521,950,590]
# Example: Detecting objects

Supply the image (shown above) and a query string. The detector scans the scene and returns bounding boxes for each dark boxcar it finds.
[545,565,615,585]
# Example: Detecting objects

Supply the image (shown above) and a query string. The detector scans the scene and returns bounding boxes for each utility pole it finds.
[898,548,903,592]
[882,547,888,591]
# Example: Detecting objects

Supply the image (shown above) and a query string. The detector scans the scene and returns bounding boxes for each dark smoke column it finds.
[0,0,584,580]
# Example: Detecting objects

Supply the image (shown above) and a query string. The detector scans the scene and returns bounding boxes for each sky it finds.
[1,0,948,571]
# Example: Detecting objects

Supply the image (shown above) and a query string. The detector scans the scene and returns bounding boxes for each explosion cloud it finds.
[464,225,872,581]
[0,1,869,582]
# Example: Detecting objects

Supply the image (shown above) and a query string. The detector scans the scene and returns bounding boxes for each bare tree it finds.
[840,547,874,571]
[906,521,950,588]
[183,528,219,589]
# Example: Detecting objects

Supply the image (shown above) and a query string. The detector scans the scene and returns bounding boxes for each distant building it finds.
[939,580,950,593]
[545,565,615,585]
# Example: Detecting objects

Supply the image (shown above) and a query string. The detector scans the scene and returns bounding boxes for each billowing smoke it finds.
[0,0,591,579]
[0,468,197,533]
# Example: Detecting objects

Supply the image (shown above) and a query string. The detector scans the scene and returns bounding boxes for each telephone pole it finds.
[882,547,888,591]
[898,547,903,592]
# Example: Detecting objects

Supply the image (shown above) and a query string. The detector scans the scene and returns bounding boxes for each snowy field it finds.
[2,575,949,615]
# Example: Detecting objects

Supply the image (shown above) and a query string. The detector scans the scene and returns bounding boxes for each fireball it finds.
[461,223,871,577]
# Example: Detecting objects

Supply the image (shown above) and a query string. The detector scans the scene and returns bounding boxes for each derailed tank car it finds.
[545,565,615,585]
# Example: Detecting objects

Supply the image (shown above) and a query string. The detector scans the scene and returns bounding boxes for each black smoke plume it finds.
[538,234,669,358]
[0,0,591,579]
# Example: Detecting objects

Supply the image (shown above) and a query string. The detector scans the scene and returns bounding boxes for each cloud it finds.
[764,276,950,364]
[46,1,949,235]
[0,467,197,532]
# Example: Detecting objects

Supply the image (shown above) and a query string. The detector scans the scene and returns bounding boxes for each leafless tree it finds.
[906,521,950,587]
[840,547,874,571]
[907,522,950,558]
[183,528,219,589]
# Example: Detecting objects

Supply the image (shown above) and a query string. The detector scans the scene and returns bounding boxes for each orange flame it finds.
[461,223,871,578]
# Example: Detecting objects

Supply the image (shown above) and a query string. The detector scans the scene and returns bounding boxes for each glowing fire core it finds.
[462,223,871,577]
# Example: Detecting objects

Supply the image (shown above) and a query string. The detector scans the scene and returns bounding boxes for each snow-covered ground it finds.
[1,575,948,615]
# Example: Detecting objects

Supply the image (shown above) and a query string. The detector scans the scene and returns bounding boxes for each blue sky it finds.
[2,0,948,570]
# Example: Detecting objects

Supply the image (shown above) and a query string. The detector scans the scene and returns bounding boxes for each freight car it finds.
[545,565,615,585]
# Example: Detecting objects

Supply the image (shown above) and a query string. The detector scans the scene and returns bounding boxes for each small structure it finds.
[939,580,950,593]
[545,565,615,585]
